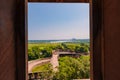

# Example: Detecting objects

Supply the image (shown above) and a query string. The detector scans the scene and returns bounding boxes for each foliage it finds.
[28,42,90,61]
[32,56,90,79]
[28,41,90,79]
[54,56,90,79]
[32,63,55,79]
[75,46,89,53]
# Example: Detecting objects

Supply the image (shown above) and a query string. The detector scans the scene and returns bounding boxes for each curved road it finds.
[28,51,59,73]
[28,58,51,73]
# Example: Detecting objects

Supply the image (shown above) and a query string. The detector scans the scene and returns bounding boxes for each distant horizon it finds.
[28,38,90,40]
[28,3,89,40]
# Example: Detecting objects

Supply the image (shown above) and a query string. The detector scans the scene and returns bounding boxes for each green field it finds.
[32,63,52,72]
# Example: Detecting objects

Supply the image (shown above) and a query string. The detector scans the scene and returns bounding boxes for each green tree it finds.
[61,43,68,51]
[78,55,90,78]
[28,48,36,60]
[41,47,52,58]
[32,46,41,59]
[53,56,90,79]
[75,46,88,53]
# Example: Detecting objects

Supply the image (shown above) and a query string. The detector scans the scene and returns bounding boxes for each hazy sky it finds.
[28,3,89,40]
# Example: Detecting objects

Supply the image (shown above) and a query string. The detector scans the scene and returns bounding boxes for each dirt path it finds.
[28,52,59,73]
[28,58,51,73]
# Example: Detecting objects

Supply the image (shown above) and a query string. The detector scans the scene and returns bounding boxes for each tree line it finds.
[28,42,90,61]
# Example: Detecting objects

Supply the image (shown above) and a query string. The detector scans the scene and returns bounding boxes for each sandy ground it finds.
[50,53,59,71]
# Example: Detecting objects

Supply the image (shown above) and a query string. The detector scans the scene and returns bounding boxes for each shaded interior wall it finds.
[0,0,16,80]
[0,0,27,80]
[103,0,120,80]
[91,0,103,79]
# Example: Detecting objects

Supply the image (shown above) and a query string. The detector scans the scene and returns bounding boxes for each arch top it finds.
[28,0,89,3]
